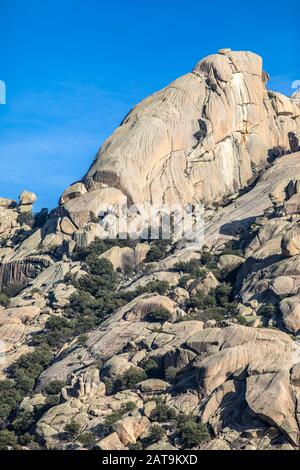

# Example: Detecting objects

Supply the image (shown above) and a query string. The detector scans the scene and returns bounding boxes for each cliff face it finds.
[61,49,300,228]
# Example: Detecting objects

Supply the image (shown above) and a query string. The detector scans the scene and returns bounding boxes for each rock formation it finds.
[2,50,300,451]
[59,49,300,235]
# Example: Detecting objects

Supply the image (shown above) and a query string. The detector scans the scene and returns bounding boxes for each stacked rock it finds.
[18,190,37,213]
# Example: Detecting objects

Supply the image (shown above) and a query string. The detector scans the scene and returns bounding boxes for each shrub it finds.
[44,395,60,408]
[1,282,25,298]
[142,425,166,445]
[78,432,96,448]
[143,281,170,296]
[9,345,53,393]
[174,260,204,278]
[215,283,232,306]
[165,367,177,384]
[34,316,76,349]
[260,304,277,317]
[65,420,81,436]
[176,416,210,448]
[219,240,242,257]
[114,367,147,391]
[150,403,177,422]
[141,358,161,379]
[129,442,144,450]
[0,293,10,307]
[0,430,18,450]
[77,334,88,347]
[0,380,22,424]
[75,237,137,262]
[187,289,217,310]
[11,410,34,434]
[33,208,49,228]
[104,402,136,429]
[146,307,172,323]
[45,380,65,396]
[17,211,34,228]
[146,241,169,262]
[236,315,249,326]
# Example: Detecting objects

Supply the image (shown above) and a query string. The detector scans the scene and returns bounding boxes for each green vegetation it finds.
[129,441,144,450]
[17,211,35,228]
[113,367,147,392]
[44,380,65,396]
[140,358,161,379]
[0,346,53,432]
[104,401,136,431]
[64,420,81,436]
[164,366,177,384]
[260,303,277,317]
[1,282,26,298]
[142,425,166,446]
[11,410,35,434]
[74,237,137,262]
[145,307,172,323]
[236,315,249,326]
[185,283,237,322]
[146,240,169,262]
[9,345,53,394]
[0,430,18,450]
[33,208,49,228]
[0,293,10,307]
[78,432,96,448]
[150,403,177,422]
[176,415,210,448]
[174,259,205,278]
[0,380,23,424]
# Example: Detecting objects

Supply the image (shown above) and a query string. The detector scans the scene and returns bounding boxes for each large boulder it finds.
[281,226,300,257]
[280,295,300,334]
[112,416,150,445]
[60,182,87,205]
[99,243,150,272]
[121,293,177,322]
[97,432,128,450]
[187,271,220,295]
[187,325,300,445]
[19,190,37,207]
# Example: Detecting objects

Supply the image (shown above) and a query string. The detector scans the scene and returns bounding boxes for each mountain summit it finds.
[60,49,300,231]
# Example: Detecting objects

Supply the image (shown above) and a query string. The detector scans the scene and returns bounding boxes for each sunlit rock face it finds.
[60,49,300,229]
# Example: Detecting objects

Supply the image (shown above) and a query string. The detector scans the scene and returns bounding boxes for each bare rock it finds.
[53,283,76,308]
[188,271,220,295]
[60,182,87,205]
[122,293,177,322]
[112,416,150,445]
[218,254,244,273]
[280,295,300,334]
[281,225,300,256]
[97,432,128,450]
[135,379,170,395]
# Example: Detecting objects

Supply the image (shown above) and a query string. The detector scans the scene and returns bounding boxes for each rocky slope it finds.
[1,50,300,451]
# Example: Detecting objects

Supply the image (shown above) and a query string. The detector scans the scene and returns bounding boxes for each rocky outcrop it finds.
[3,51,300,452]
[99,243,150,272]
[187,325,300,445]
[59,50,300,233]
[18,190,37,213]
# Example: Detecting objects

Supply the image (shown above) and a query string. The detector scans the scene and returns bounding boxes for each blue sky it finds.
[0,0,299,210]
